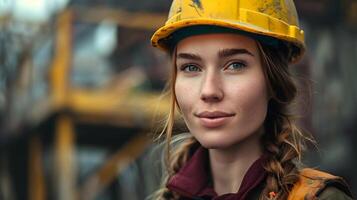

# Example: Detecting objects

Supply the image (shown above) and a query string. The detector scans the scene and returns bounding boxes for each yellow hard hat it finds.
[151,0,306,63]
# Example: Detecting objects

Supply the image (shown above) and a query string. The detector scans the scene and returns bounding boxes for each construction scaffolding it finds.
[0,3,172,200]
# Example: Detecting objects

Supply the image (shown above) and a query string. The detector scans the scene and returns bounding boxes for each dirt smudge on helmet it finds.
[189,0,204,16]
[257,0,287,21]
[191,0,203,10]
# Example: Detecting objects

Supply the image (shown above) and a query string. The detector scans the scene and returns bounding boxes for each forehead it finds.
[176,33,258,54]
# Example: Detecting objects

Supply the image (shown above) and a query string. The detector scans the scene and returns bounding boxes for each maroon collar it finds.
[167,146,268,199]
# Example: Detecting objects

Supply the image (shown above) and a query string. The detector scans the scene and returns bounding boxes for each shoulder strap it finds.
[288,168,353,200]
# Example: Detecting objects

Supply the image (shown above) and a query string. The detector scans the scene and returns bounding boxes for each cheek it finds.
[174,78,196,115]
[233,77,269,126]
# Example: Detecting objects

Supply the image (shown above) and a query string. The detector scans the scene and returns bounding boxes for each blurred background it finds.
[0,0,356,200]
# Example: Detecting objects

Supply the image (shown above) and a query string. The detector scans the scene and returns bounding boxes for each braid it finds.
[260,108,302,200]
[257,42,313,200]
[154,134,199,200]
[169,135,199,175]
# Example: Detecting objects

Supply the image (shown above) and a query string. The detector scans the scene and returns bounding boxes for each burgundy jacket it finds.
[165,146,353,200]
[167,146,268,200]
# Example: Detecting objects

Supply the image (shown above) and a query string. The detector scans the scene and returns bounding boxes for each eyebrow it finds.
[177,53,202,61]
[218,48,254,58]
[176,48,254,61]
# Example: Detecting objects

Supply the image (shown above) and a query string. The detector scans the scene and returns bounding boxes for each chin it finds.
[202,141,241,149]
[192,127,259,150]
[195,134,239,149]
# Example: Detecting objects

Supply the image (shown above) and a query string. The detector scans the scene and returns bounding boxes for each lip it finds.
[195,111,235,128]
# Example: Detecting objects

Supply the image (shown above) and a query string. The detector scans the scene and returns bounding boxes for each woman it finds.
[150,0,353,199]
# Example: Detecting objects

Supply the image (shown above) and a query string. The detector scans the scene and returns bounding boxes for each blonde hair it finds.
[152,41,314,200]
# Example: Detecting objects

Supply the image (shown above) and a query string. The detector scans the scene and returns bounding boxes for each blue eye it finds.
[181,64,201,72]
[226,62,246,71]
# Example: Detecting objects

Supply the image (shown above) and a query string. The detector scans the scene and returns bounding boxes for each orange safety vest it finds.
[288,168,353,200]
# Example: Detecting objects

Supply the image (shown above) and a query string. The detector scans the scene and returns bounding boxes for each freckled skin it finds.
[175,33,269,150]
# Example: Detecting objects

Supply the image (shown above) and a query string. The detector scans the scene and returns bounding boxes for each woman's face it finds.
[175,33,269,149]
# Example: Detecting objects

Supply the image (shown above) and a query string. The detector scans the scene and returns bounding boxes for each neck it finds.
[208,129,263,195]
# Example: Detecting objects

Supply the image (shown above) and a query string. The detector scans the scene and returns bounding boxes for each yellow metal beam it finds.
[68,89,171,126]
[79,134,151,200]
[50,9,73,109]
[54,115,77,200]
[72,6,167,30]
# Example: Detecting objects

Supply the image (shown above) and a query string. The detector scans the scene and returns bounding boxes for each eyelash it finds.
[225,61,247,71]
[179,61,247,72]
[179,64,201,72]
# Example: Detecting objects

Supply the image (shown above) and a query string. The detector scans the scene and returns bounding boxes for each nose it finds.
[200,70,224,102]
